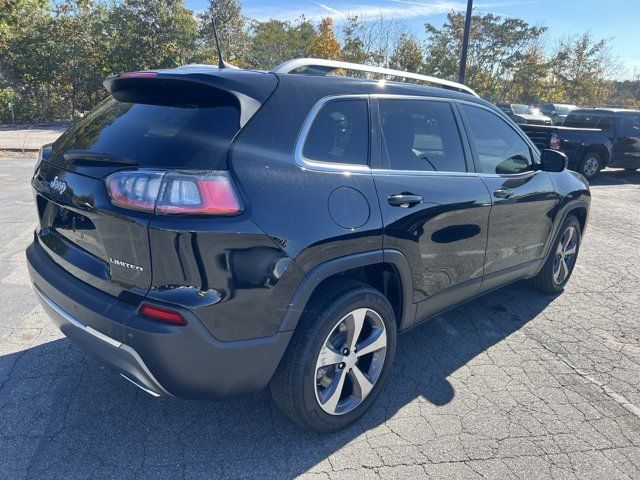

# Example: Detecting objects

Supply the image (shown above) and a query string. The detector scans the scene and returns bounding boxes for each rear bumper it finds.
[27,235,292,399]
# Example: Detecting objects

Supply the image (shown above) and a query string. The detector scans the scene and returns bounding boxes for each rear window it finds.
[564,113,599,128]
[49,93,240,170]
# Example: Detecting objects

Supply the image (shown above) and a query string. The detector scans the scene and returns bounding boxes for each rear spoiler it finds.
[103,68,278,128]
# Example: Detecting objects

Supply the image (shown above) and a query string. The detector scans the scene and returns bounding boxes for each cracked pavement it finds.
[1,153,640,479]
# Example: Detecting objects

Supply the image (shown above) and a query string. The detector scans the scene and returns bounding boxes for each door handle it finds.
[388,194,422,207]
[493,188,514,199]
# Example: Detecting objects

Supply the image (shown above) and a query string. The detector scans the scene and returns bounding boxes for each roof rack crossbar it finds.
[271,58,479,97]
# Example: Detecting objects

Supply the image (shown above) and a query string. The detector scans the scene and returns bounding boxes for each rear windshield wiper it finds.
[63,150,138,166]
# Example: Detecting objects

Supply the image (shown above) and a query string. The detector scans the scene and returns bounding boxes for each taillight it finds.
[140,304,187,325]
[106,171,164,212]
[549,133,561,150]
[34,144,52,172]
[106,170,242,215]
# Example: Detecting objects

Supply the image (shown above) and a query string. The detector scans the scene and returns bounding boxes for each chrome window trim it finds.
[294,94,371,174]
[455,98,542,161]
[295,94,486,176]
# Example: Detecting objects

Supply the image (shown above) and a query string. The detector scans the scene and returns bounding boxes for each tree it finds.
[199,0,248,66]
[107,0,199,73]
[550,32,620,106]
[247,17,315,69]
[339,15,404,67]
[423,11,547,99]
[309,18,341,60]
[389,33,423,73]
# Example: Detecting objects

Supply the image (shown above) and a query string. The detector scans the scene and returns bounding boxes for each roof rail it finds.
[271,58,479,97]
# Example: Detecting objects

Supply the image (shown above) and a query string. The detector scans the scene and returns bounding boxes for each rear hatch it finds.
[32,68,277,301]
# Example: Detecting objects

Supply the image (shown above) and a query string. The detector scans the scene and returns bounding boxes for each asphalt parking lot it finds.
[1,153,640,479]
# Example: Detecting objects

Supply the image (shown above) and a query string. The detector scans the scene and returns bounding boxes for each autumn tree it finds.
[310,18,341,60]
[424,12,546,99]
[549,32,620,106]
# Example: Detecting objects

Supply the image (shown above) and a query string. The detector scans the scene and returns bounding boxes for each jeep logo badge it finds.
[49,176,67,195]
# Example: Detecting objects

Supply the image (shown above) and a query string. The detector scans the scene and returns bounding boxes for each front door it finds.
[458,103,557,289]
[372,97,491,324]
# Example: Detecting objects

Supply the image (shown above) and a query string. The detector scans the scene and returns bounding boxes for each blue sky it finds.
[186,0,640,78]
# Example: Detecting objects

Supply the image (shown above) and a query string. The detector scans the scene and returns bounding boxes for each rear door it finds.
[458,103,557,289]
[613,114,640,167]
[32,81,252,300]
[371,97,491,323]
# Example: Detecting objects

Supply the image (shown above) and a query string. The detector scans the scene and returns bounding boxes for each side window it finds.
[303,99,369,165]
[596,116,613,130]
[462,105,533,175]
[378,99,467,172]
[619,115,640,136]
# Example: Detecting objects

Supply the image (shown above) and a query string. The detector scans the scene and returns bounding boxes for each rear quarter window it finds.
[302,99,369,166]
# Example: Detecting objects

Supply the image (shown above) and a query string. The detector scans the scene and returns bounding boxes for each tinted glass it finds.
[379,99,466,172]
[564,113,599,128]
[619,115,640,136]
[596,116,614,130]
[50,96,240,170]
[303,99,369,165]
[462,105,533,174]
[512,104,534,115]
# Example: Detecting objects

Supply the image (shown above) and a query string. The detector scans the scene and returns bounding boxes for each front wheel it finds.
[530,216,582,293]
[577,151,602,180]
[270,280,397,432]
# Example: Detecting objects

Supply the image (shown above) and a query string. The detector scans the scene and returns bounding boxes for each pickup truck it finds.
[521,108,640,180]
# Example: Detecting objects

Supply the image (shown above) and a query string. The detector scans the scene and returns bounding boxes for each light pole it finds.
[459,0,473,84]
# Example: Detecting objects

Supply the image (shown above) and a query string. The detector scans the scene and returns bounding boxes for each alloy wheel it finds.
[553,225,578,284]
[314,308,387,415]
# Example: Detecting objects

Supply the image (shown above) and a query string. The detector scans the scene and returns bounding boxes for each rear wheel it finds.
[530,216,581,293]
[270,280,397,432]
[577,151,602,180]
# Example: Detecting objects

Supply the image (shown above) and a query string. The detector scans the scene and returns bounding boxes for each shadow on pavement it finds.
[589,168,640,186]
[0,282,556,479]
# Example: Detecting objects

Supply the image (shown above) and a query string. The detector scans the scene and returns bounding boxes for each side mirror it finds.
[540,149,568,172]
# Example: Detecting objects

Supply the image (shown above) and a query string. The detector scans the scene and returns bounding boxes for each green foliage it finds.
[389,34,423,73]
[0,2,633,124]
[247,17,316,69]
[199,0,249,66]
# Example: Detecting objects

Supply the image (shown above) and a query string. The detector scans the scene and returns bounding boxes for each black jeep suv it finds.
[27,59,590,432]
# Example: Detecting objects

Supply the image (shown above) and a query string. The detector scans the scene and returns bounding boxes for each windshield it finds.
[512,104,535,115]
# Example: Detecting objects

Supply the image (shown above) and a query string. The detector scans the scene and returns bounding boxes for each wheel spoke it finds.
[349,365,374,400]
[321,368,347,414]
[356,327,386,357]
[564,244,577,256]
[563,227,574,248]
[561,258,569,281]
[317,344,344,368]
[345,309,366,350]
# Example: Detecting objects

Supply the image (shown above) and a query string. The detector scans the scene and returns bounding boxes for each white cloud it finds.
[244,0,538,22]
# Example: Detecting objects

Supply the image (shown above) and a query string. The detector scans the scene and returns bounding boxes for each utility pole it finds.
[459,0,473,84]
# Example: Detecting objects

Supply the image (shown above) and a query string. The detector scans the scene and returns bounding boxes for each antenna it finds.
[212,20,225,69]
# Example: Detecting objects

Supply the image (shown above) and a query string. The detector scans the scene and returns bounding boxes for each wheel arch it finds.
[278,250,417,333]
[540,199,590,263]
[579,141,612,167]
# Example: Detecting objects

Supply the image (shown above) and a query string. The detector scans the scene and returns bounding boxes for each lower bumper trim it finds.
[33,285,170,397]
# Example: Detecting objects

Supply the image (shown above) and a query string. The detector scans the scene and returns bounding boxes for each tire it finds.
[577,151,602,180]
[270,279,397,433]
[530,216,582,294]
